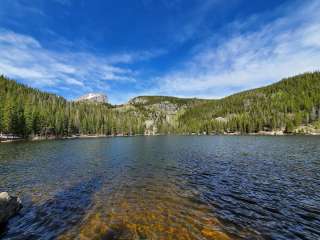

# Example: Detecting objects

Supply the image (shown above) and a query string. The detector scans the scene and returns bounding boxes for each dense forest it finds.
[0,75,145,137]
[1,72,320,139]
[177,72,320,134]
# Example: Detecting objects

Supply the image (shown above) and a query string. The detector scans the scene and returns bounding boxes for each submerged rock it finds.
[0,192,22,225]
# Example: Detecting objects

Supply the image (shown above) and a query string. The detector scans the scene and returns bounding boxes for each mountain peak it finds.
[75,93,108,103]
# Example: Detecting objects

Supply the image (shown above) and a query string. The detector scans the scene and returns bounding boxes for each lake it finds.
[0,136,319,239]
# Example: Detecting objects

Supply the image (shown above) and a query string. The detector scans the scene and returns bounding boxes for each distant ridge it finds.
[75,93,108,103]
[0,72,320,138]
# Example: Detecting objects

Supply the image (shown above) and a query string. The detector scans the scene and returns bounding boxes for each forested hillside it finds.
[177,72,320,133]
[0,75,145,137]
[1,72,320,138]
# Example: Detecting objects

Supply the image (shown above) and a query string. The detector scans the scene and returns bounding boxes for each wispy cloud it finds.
[0,29,161,99]
[151,0,320,99]
[108,49,166,64]
[1,1,320,104]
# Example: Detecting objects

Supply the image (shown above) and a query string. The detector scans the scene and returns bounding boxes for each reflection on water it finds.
[0,136,320,239]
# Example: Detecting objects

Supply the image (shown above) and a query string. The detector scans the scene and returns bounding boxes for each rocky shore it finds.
[1,129,320,144]
[0,192,22,226]
[0,133,143,143]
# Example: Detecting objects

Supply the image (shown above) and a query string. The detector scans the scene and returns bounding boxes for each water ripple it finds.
[0,136,319,239]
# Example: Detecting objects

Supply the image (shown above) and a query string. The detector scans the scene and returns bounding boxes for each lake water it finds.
[0,136,320,240]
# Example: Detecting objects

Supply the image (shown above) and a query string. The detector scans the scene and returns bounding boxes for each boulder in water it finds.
[0,192,22,225]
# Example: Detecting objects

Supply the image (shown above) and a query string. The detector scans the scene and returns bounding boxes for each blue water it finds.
[0,136,319,239]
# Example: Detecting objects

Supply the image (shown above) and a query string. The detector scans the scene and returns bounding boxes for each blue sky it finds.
[0,0,320,103]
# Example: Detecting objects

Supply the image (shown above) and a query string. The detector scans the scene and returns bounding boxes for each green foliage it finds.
[285,121,294,133]
[0,75,145,137]
[177,72,320,133]
[314,120,320,129]
[1,72,320,137]
[130,96,207,107]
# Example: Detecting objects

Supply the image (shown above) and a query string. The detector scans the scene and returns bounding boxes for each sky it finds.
[0,0,320,104]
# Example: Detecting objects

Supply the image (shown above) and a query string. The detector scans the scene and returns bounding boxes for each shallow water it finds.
[0,136,320,239]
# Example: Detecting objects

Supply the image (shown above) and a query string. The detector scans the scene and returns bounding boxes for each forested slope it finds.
[0,76,145,137]
[1,72,320,138]
[177,72,320,133]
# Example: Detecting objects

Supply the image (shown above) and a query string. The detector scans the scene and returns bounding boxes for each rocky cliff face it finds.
[128,96,149,105]
[75,93,108,103]
[126,97,189,135]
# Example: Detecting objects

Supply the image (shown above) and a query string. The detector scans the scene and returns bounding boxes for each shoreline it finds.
[1,131,320,143]
[0,134,131,143]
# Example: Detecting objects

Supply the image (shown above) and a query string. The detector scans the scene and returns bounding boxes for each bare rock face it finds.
[150,101,179,113]
[75,93,108,103]
[128,97,148,105]
[0,192,22,225]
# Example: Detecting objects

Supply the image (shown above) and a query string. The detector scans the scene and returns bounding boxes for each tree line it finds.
[176,72,320,134]
[0,75,145,137]
[1,72,320,138]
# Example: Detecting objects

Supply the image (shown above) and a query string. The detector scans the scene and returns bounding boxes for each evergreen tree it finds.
[1,72,320,137]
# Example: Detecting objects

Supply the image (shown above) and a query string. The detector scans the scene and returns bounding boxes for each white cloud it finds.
[0,29,161,99]
[108,49,166,64]
[152,0,320,98]
[64,77,84,87]
[1,1,320,104]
